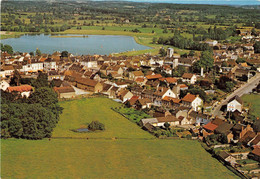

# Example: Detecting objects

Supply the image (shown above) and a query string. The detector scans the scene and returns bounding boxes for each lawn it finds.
[1,98,238,178]
[241,94,260,119]
[52,97,153,139]
[1,138,238,179]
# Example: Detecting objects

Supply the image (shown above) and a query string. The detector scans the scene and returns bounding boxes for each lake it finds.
[1,34,152,55]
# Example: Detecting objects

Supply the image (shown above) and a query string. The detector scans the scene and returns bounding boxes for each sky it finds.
[124,0,260,5]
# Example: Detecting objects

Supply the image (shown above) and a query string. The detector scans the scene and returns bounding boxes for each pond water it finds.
[76,128,89,132]
[1,34,151,55]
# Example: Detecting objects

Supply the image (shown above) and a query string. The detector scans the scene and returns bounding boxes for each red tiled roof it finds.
[53,86,75,93]
[180,84,188,89]
[182,93,196,103]
[162,96,181,103]
[7,85,32,93]
[145,74,162,80]
[203,122,218,132]
[251,148,260,157]
[135,77,144,82]
[182,73,194,79]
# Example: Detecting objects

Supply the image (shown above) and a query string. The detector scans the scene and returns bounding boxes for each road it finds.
[211,73,260,118]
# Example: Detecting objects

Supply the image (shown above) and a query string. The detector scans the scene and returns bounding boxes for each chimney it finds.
[201,67,204,77]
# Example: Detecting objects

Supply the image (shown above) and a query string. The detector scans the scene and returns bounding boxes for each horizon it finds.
[2,0,260,6]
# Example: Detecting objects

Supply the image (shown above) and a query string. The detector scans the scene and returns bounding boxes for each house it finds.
[135,98,153,109]
[182,73,197,84]
[135,77,147,86]
[101,83,113,96]
[22,61,44,73]
[232,124,254,140]
[141,118,158,126]
[1,65,14,77]
[154,115,180,127]
[227,95,243,112]
[153,87,177,106]
[218,151,237,166]
[76,77,103,93]
[239,131,256,146]
[125,96,139,107]
[248,134,260,147]
[142,122,156,133]
[129,71,144,80]
[181,93,203,112]
[54,86,76,98]
[0,80,10,91]
[145,74,162,81]
[43,58,57,71]
[117,89,133,103]
[108,86,120,98]
[7,85,33,98]
[162,96,181,109]
[248,148,260,162]
[189,111,211,126]
[203,122,218,133]
[214,122,234,143]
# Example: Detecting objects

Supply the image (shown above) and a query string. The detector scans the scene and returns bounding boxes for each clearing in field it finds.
[1,98,238,178]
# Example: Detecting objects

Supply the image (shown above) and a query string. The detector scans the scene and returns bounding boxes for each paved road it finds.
[211,73,260,118]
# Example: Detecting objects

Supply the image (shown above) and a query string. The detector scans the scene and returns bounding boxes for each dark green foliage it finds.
[1,73,63,139]
[254,41,260,53]
[252,120,260,132]
[31,72,49,88]
[1,44,13,54]
[157,34,211,51]
[1,102,58,139]
[164,122,170,130]
[216,76,235,92]
[159,48,167,57]
[199,51,214,72]
[61,51,68,58]
[10,69,21,86]
[88,121,105,131]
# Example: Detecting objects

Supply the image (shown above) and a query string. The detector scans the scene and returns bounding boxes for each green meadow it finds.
[241,94,260,119]
[1,98,238,178]
[52,98,153,139]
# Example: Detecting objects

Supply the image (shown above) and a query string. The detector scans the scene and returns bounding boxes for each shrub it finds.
[88,121,105,131]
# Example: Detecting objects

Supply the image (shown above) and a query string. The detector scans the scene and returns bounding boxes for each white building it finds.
[182,93,203,112]
[22,62,44,72]
[227,96,243,112]
[0,80,10,91]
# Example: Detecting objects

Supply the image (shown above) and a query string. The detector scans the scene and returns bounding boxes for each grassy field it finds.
[241,94,260,119]
[1,138,238,179]
[1,97,239,178]
[52,98,153,139]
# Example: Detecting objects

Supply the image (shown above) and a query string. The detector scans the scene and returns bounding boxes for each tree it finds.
[159,48,167,57]
[164,122,170,130]
[225,81,235,92]
[199,51,214,72]
[36,48,41,56]
[253,41,260,53]
[29,87,58,108]
[10,69,21,86]
[1,44,13,54]
[32,72,48,88]
[189,50,195,56]
[61,50,68,58]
